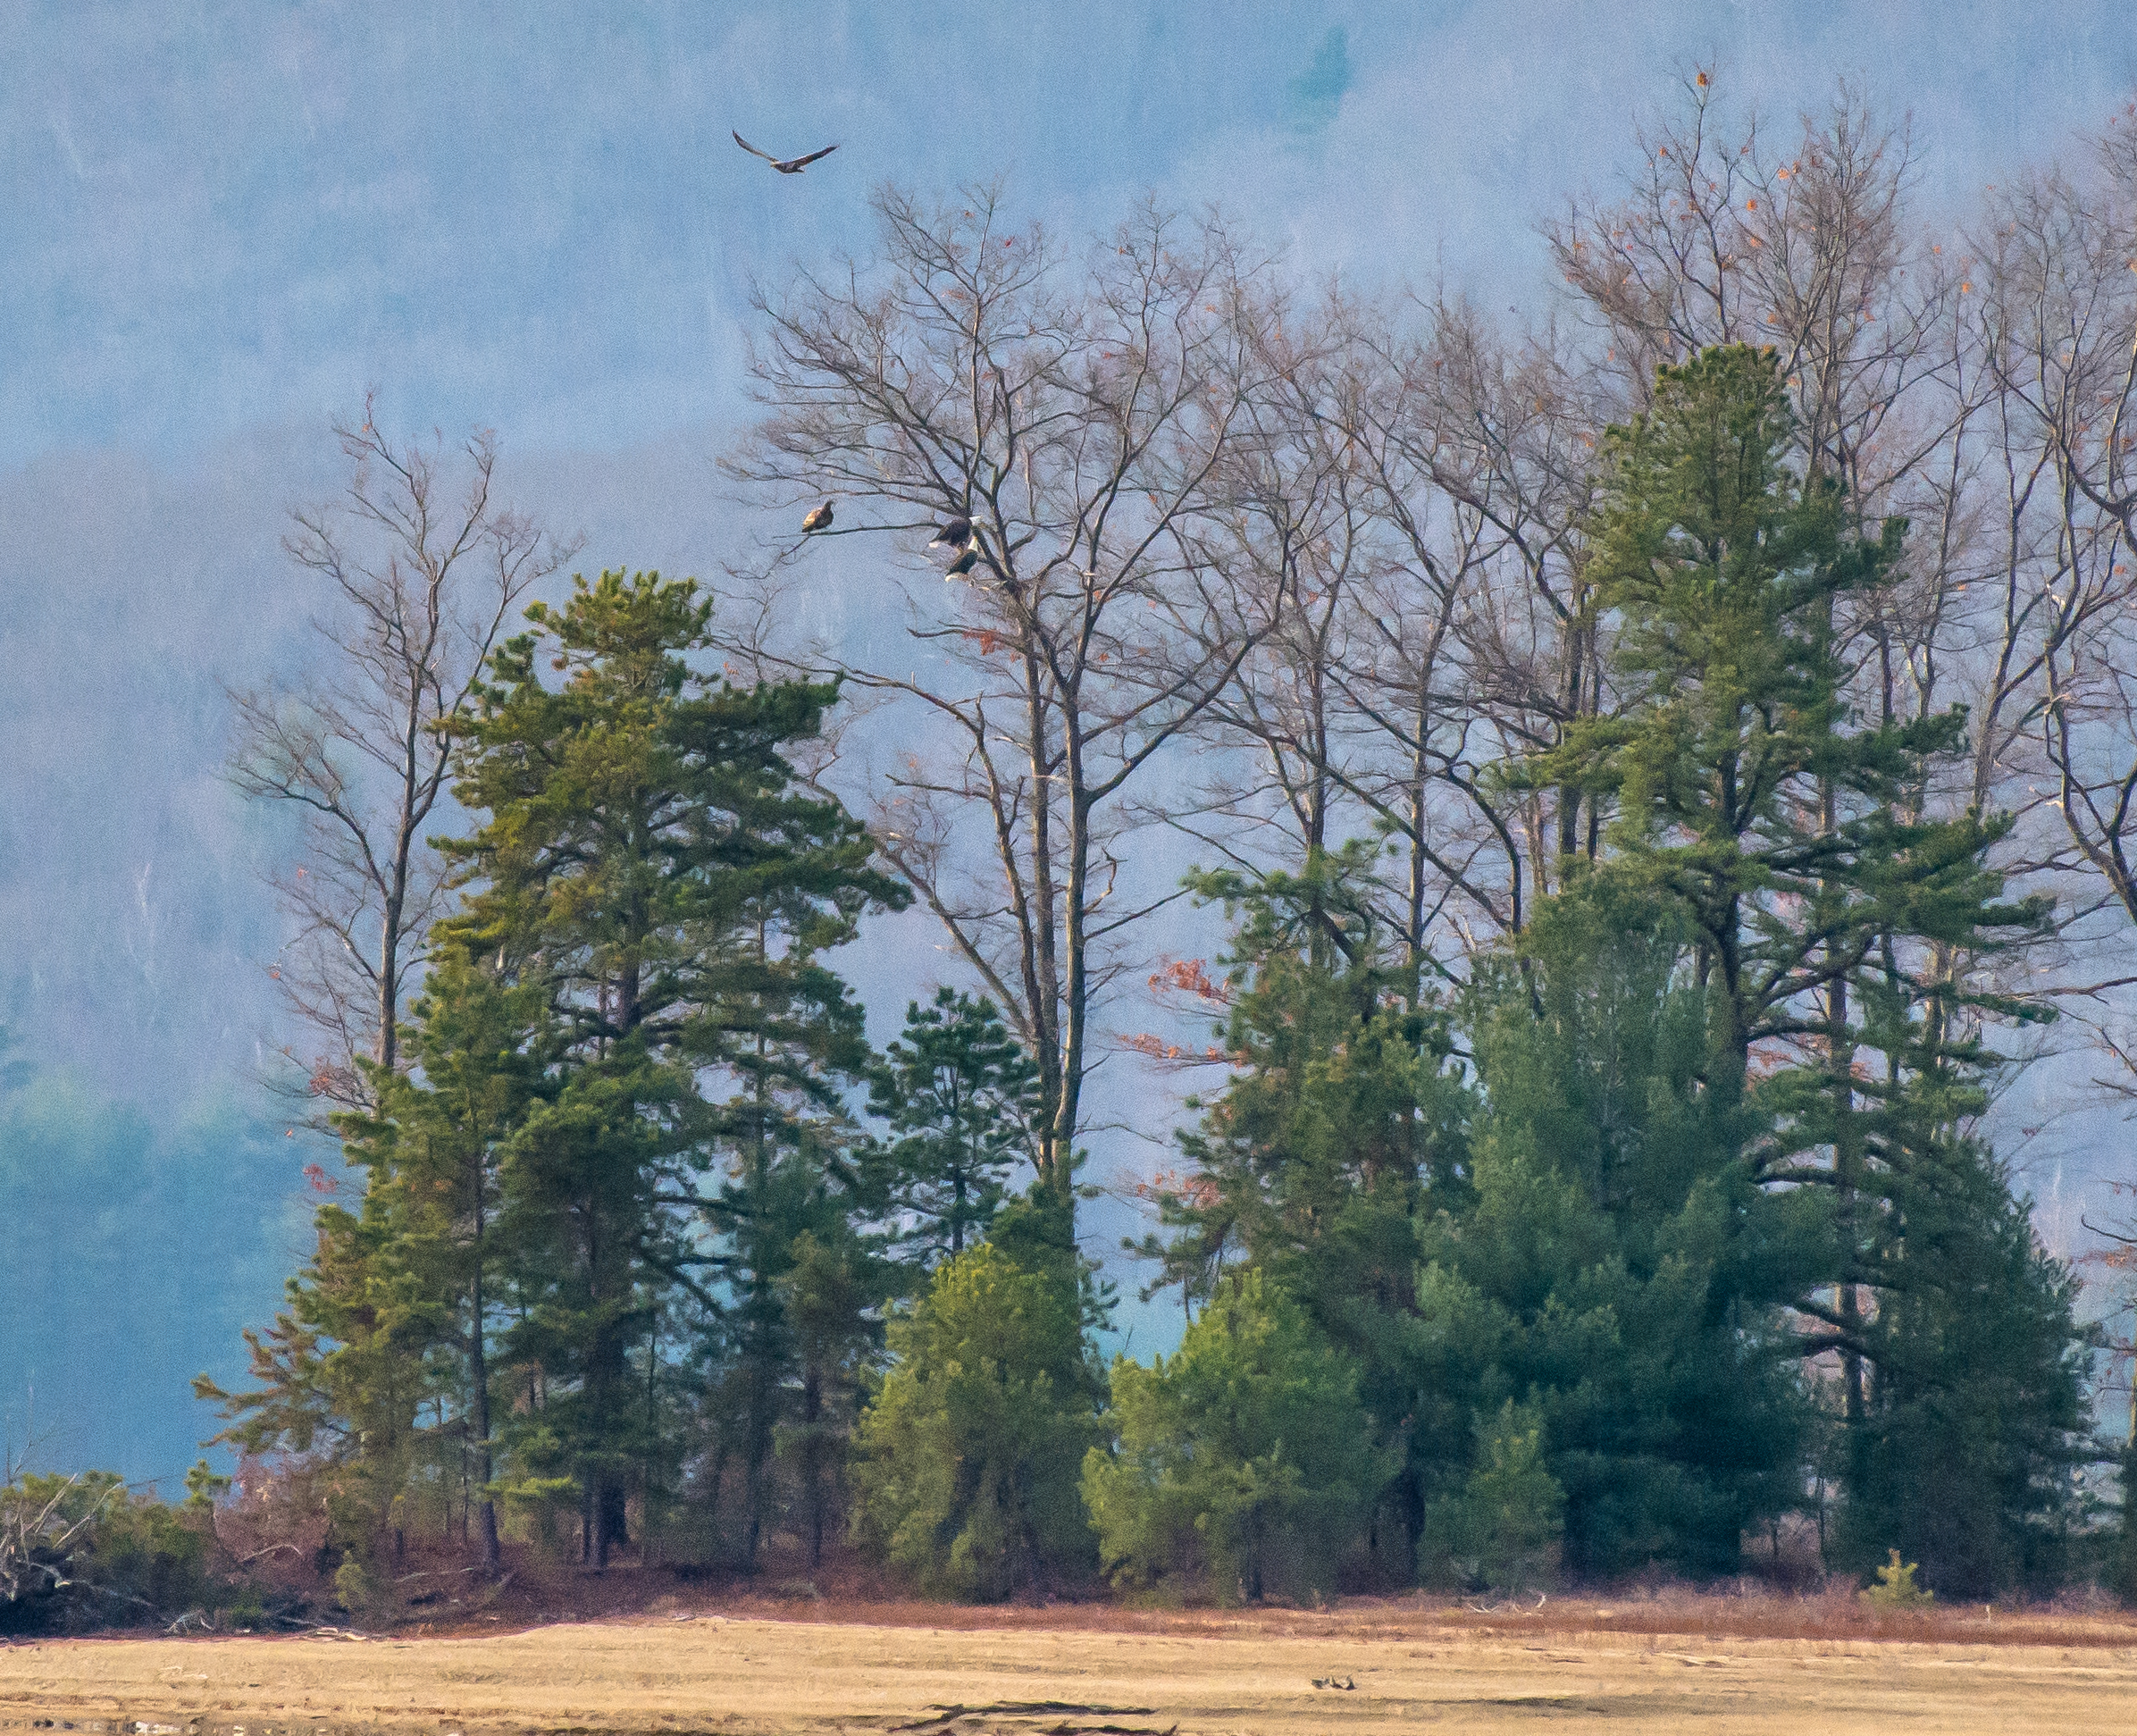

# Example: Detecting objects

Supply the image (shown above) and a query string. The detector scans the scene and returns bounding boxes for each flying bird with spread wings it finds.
[733,131,839,174]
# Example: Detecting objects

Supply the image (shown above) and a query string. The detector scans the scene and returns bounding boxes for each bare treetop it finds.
[230,393,578,1109]
[730,186,1285,1204]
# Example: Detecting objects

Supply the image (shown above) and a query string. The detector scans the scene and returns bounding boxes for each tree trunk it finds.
[469,1223,500,1574]
[801,1362,825,1570]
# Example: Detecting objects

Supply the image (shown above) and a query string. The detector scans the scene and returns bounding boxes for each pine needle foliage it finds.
[1085,1270,1391,1604]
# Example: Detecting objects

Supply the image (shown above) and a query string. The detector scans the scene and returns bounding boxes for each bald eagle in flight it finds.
[733,132,840,174]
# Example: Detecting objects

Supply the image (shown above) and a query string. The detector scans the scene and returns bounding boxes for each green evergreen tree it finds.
[851,1242,1101,1599]
[199,957,557,1594]
[691,1111,878,1569]
[195,974,547,1590]
[1420,1401,1565,1594]
[867,988,1040,1269]
[331,955,546,1575]
[1421,883,1812,1579]
[2113,1451,2137,1606]
[1835,1128,2091,1597]
[1136,844,1471,1564]
[2102,1191,2137,1601]
[439,568,902,1568]
[775,1229,876,1570]
[1520,345,2077,1589]
[192,1147,446,1599]
[1522,344,2032,1098]
[1084,1270,1389,1603]
[210,571,899,1580]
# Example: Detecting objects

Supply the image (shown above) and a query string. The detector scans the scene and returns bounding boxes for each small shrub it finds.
[1860,1548,1934,1610]
[219,1581,272,1631]
[851,1241,1102,1600]
[1083,1271,1389,1605]
[1420,1402,1565,1594]
[331,1556,378,1614]
[2,1471,215,1633]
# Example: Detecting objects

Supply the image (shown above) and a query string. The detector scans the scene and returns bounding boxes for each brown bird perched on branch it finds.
[801,500,834,533]
[733,132,840,174]
[944,545,978,577]
[929,516,973,549]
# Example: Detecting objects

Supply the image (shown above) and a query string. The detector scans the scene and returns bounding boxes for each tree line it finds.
[193,75,2137,1610]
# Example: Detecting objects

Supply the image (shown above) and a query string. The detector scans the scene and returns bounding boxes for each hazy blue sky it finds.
[9,1,2136,464]
[5,1,2136,1472]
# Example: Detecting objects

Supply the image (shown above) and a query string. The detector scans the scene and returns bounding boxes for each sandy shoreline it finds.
[5,1606,2137,1734]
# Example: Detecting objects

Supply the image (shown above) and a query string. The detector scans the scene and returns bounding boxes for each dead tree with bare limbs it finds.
[228,398,575,1110]
[1999,158,2137,918]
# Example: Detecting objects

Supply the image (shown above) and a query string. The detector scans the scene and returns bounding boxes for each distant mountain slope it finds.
[0,1067,314,1481]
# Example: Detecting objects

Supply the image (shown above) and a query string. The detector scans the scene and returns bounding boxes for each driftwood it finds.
[892,1706,1161,1734]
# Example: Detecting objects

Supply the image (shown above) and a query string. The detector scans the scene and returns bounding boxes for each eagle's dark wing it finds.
[784,142,840,170]
[733,130,778,163]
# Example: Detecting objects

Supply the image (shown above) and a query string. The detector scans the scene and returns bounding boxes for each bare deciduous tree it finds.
[1353,297,1609,946]
[230,398,574,1109]
[1128,286,1379,897]
[731,188,1279,1212]
[1993,157,2137,929]
[1961,129,2137,1138]
[1129,272,1616,1004]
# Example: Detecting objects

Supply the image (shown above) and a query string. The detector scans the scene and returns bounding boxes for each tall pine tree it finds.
[1524,346,2081,1591]
[439,569,903,1567]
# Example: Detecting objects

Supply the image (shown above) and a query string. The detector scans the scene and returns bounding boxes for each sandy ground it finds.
[4,1608,2137,1735]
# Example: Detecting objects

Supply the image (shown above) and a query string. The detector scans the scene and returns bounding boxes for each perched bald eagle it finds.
[944,546,979,577]
[733,132,840,174]
[801,500,834,533]
[929,516,973,550]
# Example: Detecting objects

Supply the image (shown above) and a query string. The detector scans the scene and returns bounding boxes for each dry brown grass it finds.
[181,1542,2137,1651]
[5,1597,2137,1734]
